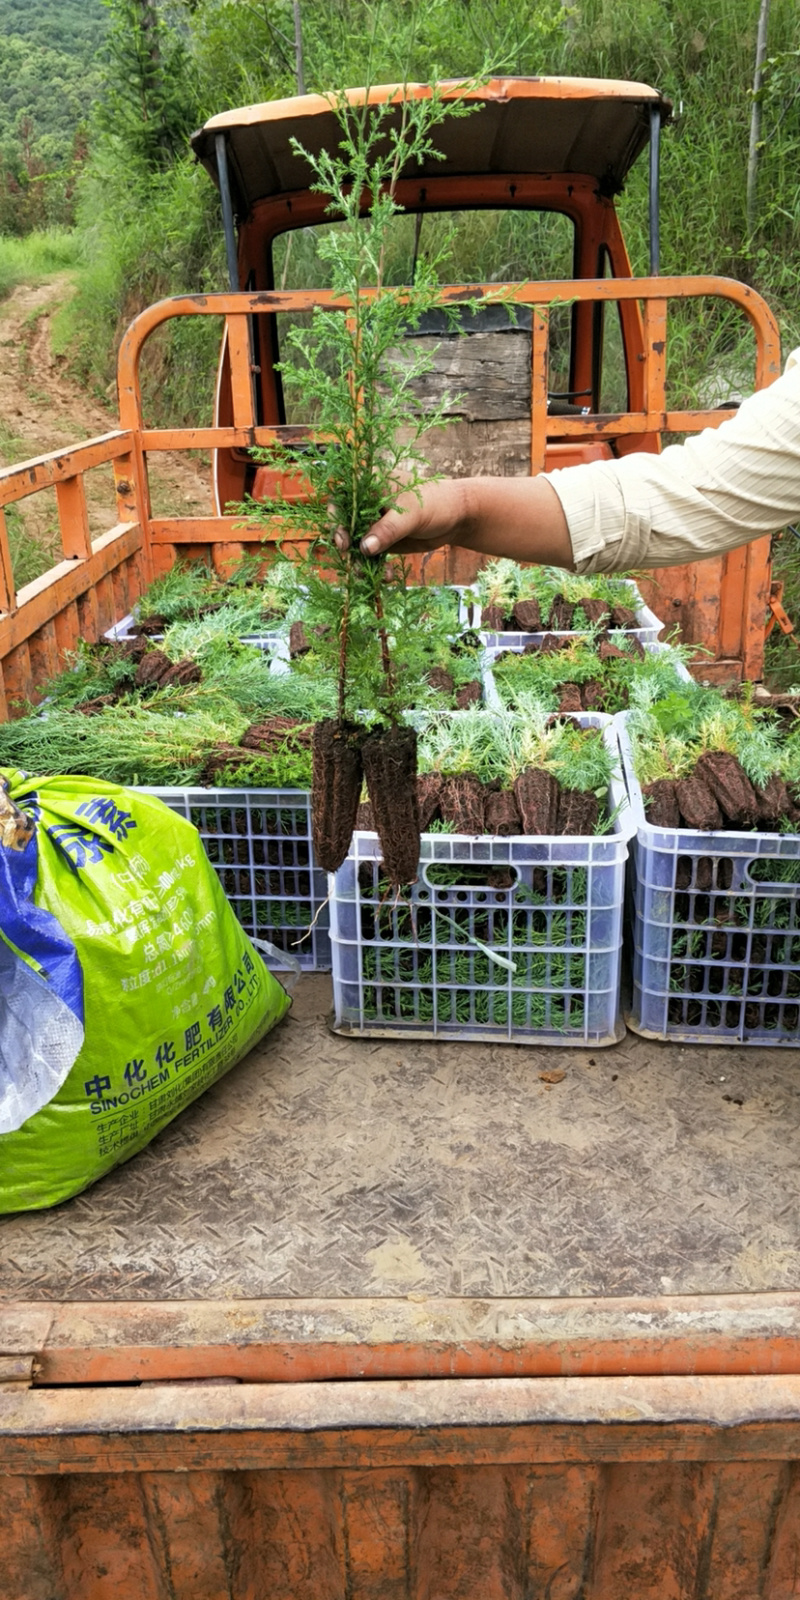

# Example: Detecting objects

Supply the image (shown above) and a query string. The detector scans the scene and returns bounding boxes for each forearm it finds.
[551,354,800,574]
[361,474,574,565]
[361,350,800,570]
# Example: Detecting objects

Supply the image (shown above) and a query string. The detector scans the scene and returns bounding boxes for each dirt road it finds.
[0,276,209,585]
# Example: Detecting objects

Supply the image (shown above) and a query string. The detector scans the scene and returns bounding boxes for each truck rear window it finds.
[271,207,575,291]
[270,208,576,424]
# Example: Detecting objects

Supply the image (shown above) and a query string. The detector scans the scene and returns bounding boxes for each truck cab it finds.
[196,78,667,502]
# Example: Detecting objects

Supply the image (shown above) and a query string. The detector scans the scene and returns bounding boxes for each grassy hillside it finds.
[0,0,106,49]
[0,0,107,233]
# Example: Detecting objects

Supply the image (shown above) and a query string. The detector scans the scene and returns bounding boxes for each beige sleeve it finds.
[546,348,800,573]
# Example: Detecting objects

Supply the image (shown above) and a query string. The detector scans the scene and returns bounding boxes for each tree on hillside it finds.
[96,0,197,168]
[0,19,102,235]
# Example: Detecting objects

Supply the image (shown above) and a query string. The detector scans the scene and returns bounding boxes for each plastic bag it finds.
[0,770,290,1211]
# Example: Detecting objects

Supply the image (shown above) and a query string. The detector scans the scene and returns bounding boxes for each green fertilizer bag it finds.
[0,769,290,1211]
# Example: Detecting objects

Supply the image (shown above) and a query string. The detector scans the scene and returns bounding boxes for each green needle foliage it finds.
[287,564,481,712]
[626,680,787,788]
[0,704,246,786]
[133,554,300,629]
[234,80,491,725]
[162,596,278,657]
[133,559,219,622]
[472,559,644,620]
[36,639,139,710]
[492,636,694,715]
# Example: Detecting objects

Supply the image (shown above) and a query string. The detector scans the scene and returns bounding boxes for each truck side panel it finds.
[3,1376,800,1598]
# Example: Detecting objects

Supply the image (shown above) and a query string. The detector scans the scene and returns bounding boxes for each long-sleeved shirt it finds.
[547,347,800,574]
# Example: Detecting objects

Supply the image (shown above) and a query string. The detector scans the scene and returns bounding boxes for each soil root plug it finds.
[557,684,583,715]
[426,667,455,697]
[694,750,758,826]
[557,788,599,835]
[598,638,627,662]
[417,773,443,831]
[439,773,485,835]
[362,725,420,887]
[289,621,312,658]
[512,598,541,631]
[579,598,612,629]
[513,769,560,835]
[312,718,365,874]
[485,790,521,836]
[755,772,791,827]
[548,595,574,630]
[481,604,506,631]
[676,774,723,831]
[643,778,681,828]
[581,680,604,710]
[134,649,172,687]
[455,680,482,709]
[610,603,638,629]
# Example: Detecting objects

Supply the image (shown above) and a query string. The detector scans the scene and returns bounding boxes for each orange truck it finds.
[3,80,800,1596]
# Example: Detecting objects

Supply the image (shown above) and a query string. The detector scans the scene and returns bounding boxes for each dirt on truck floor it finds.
[3,975,800,1302]
[0,277,209,579]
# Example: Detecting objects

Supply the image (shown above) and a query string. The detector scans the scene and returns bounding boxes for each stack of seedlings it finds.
[0,591,341,967]
[236,82,494,890]
[412,701,618,840]
[623,682,800,1038]
[470,559,646,635]
[488,632,691,717]
[116,555,301,643]
[0,619,336,791]
[626,682,797,834]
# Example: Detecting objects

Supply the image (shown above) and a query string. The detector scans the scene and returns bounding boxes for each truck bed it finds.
[4,976,799,1303]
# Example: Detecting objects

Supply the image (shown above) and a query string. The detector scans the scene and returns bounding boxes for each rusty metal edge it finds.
[5,1295,800,1386]
[5,1376,800,1475]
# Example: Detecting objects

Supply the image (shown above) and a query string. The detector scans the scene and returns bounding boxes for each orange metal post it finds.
[225,313,257,431]
[55,475,92,562]
[641,297,667,413]
[530,308,549,473]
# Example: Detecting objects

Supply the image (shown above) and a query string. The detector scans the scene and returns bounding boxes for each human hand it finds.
[333,480,474,556]
[331,474,574,570]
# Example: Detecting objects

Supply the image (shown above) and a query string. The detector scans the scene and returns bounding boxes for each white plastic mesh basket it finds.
[617,713,800,1045]
[466,577,663,649]
[144,786,330,971]
[330,720,632,1046]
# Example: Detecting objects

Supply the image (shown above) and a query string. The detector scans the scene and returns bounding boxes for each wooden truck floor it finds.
[3,976,799,1304]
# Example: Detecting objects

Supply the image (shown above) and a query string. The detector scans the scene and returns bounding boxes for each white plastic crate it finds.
[466,577,662,648]
[330,719,633,1046]
[106,614,281,651]
[143,786,330,971]
[616,714,800,1046]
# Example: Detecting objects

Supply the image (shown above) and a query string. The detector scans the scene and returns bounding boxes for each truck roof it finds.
[191,76,671,212]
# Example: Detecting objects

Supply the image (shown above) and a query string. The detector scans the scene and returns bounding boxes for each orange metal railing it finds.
[0,431,142,717]
[0,274,781,715]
